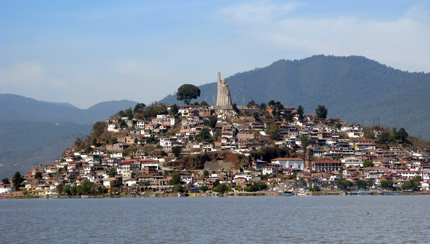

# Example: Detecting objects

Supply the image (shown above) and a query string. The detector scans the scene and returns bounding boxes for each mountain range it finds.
[160,55,430,140]
[0,94,139,123]
[0,94,138,179]
[2,55,429,179]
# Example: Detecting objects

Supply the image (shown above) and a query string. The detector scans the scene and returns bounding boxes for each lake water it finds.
[1,196,429,243]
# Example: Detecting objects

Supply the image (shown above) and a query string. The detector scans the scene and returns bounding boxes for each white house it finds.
[0,183,12,194]
[180,175,193,185]
[262,165,278,176]
[107,124,120,133]
[124,178,137,187]
[234,174,252,182]
[136,121,145,129]
[271,158,304,170]
[396,170,423,180]
[342,157,363,168]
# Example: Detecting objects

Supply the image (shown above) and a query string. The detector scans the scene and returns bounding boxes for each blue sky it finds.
[1,0,429,108]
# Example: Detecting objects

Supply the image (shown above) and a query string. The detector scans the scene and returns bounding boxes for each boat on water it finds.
[279,191,294,196]
[296,188,312,196]
[346,191,371,196]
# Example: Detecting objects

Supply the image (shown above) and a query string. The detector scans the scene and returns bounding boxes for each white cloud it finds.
[220,1,301,24]
[0,61,72,107]
[219,1,430,72]
[0,62,47,87]
[406,2,430,21]
[116,60,155,78]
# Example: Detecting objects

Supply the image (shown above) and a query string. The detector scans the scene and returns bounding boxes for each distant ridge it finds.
[0,93,138,123]
[0,94,139,179]
[159,55,430,139]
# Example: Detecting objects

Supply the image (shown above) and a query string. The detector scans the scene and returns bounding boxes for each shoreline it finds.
[2,190,429,199]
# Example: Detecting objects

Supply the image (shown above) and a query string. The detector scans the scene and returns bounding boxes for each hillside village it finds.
[1,102,429,198]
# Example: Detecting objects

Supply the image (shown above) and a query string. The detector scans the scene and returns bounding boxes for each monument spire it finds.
[216,72,232,107]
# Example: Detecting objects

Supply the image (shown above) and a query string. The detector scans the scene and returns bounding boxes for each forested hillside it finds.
[0,94,138,123]
[0,94,139,179]
[159,55,430,139]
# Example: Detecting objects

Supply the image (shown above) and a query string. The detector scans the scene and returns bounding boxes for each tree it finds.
[71,185,78,195]
[398,128,408,142]
[408,176,421,191]
[363,161,374,168]
[213,179,220,188]
[217,184,228,195]
[97,185,105,195]
[177,84,201,105]
[170,173,181,185]
[367,179,374,188]
[392,127,400,141]
[337,178,353,190]
[80,179,93,195]
[297,105,304,120]
[203,170,209,177]
[125,107,133,120]
[381,180,394,190]
[253,112,260,122]
[274,101,284,111]
[300,136,309,149]
[35,172,43,179]
[56,183,64,195]
[111,110,126,120]
[92,121,106,139]
[260,103,267,111]
[172,146,182,158]
[285,113,294,122]
[109,168,117,177]
[120,120,127,128]
[208,115,217,128]
[133,103,146,115]
[378,131,390,144]
[64,185,71,196]
[266,123,280,140]
[246,100,255,108]
[12,171,24,191]
[199,127,211,142]
[356,180,368,189]
[2,178,9,184]
[200,185,208,192]
[401,181,414,191]
[232,103,241,114]
[315,105,328,118]
[268,100,275,106]
[169,104,179,115]
[174,184,184,193]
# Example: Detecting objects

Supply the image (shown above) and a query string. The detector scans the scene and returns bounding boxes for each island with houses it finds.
[1,73,429,198]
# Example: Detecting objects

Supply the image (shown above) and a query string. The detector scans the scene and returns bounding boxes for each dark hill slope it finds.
[0,94,138,123]
[0,94,139,179]
[159,55,430,139]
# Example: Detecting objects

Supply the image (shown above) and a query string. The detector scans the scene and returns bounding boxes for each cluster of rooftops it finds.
[1,104,429,196]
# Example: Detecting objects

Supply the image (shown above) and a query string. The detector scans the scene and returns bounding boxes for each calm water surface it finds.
[1,196,429,243]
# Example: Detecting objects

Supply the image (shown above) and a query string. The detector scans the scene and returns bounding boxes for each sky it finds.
[1,0,429,109]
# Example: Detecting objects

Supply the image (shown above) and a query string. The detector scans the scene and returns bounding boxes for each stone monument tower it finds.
[216,72,232,107]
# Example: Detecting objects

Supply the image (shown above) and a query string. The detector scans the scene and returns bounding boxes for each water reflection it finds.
[1,196,429,243]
